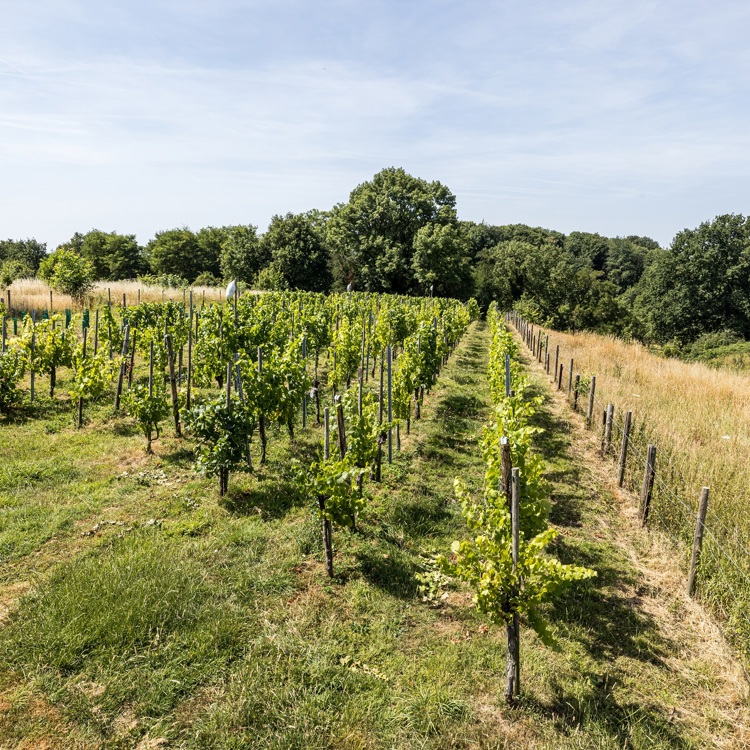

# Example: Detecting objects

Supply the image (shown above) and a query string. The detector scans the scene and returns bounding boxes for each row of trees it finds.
[473,214,750,347]
[4,167,748,346]
[1,168,472,298]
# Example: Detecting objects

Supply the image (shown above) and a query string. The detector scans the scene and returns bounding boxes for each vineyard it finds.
[0,294,748,749]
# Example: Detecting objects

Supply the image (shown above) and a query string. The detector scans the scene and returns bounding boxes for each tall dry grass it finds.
[525,322,750,656]
[3,278,227,313]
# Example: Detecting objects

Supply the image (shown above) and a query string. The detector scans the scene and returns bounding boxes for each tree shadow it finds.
[525,675,694,748]
[354,546,418,599]
[387,486,453,539]
[221,478,305,519]
[159,445,196,467]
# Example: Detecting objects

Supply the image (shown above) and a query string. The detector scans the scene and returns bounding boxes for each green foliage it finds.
[300,456,366,529]
[38,248,96,304]
[68,345,116,404]
[260,211,332,292]
[440,485,594,635]
[440,304,595,644]
[0,237,47,271]
[412,222,473,299]
[340,388,383,474]
[0,259,34,287]
[0,348,26,414]
[59,229,144,280]
[219,224,267,284]
[125,383,171,452]
[632,214,750,344]
[254,264,288,291]
[138,272,189,289]
[146,228,202,283]
[328,315,362,389]
[183,396,254,481]
[327,167,459,293]
[193,271,222,287]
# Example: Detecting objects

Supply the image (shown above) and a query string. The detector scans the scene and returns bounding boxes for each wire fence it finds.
[510,313,750,664]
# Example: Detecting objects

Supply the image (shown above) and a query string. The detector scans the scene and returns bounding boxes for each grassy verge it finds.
[0,322,747,748]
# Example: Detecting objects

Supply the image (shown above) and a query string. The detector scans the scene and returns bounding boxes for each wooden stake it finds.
[387,344,393,464]
[687,487,710,596]
[640,444,657,525]
[507,467,521,703]
[165,333,181,437]
[601,403,614,456]
[617,411,632,487]
[567,358,574,396]
[114,324,130,410]
[586,375,596,426]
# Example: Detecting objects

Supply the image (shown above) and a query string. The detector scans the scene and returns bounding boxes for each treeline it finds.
[2,166,747,348]
[473,214,750,349]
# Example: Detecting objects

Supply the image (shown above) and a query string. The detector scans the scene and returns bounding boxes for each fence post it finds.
[573,374,580,410]
[554,345,559,378]
[640,445,657,525]
[687,487,710,597]
[601,403,614,456]
[567,358,574,396]
[617,411,632,487]
[586,375,596,426]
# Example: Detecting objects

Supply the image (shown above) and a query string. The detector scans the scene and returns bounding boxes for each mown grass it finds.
[0,322,746,748]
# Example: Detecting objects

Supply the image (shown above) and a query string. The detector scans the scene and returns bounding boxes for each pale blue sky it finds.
[2,0,749,250]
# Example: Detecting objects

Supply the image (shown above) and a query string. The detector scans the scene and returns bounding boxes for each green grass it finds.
[0,323,744,748]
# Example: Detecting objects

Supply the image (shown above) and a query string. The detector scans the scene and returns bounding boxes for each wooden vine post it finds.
[164,333,181,437]
[77,327,88,428]
[114,324,130,411]
[30,311,36,402]
[387,344,393,464]
[321,406,334,577]
[567,358,574,396]
[506,467,521,704]
[258,347,267,464]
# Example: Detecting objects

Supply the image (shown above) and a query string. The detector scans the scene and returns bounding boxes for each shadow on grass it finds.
[526,676,693,749]
[160,445,196,467]
[221,478,305,519]
[355,546,419,599]
[511,347,693,745]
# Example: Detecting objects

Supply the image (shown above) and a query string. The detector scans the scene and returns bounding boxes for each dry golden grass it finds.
[537,328,750,525]
[4,278,226,312]
[524,322,750,660]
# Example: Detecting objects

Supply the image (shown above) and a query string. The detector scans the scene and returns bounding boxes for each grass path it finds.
[0,321,748,748]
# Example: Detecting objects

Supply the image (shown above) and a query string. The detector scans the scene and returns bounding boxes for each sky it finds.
[1,0,749,250]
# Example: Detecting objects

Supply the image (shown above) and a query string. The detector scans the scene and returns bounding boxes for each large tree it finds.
[327,167,458,293]
[259,211,331,292]
[146,228,201,282]
[0,238,47,271]
[412,223,472,298]
[219,225,267,284]
[58,230,144,280]
[631,214,750,344]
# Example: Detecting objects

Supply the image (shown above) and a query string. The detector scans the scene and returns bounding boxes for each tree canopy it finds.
[327,167,461,294]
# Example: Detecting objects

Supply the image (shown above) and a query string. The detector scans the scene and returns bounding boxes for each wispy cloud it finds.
[1,1,749,248]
